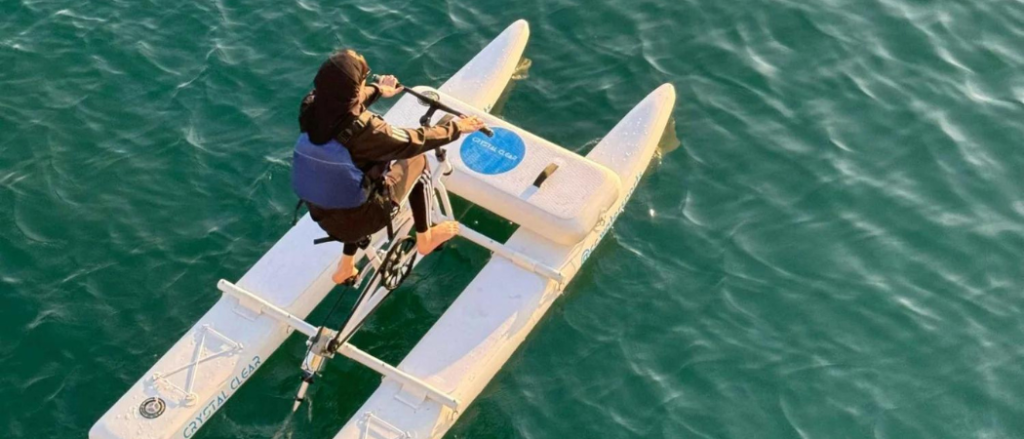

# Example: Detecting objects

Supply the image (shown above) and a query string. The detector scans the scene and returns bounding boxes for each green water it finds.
[3,0,1024,438]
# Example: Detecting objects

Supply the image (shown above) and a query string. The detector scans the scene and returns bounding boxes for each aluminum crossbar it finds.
[454,223,565,283]
[217,280,318,337]
[216,280,460,410]
[336,343,459,410]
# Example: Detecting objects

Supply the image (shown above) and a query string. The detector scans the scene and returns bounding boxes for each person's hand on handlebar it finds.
[456,115,486,134]
[374,75,403,98]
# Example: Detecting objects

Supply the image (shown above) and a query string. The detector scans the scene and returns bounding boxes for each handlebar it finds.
[371,75,494,137]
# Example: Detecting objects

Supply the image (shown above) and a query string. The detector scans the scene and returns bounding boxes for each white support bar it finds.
[217,280,319,337]
[216,280,459,410]
[336,343,460,410]
[428,156,564,283]
[454,224,566,283]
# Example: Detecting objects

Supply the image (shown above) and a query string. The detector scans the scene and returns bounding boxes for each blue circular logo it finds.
[460,127,525,175]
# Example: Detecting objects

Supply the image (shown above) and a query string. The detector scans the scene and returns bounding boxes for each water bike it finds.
[90,20,676,439]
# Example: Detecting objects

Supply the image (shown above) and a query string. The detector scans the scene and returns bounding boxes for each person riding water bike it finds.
[296,49,485,284]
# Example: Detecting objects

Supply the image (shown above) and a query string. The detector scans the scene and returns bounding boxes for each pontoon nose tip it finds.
[641,83,676,109]
[493,19,532,48]
[654,83,676,101]
[501,19,532,38]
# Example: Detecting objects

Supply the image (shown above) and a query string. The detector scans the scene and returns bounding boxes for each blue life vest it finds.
[292,133,368,209]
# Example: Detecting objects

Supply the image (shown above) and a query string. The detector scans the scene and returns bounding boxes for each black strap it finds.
[292,199,305,226]
[378,184,396,241]
[532,164,560,188]
[337,112,372,144]
[313,236,338,245]
[385,198,396,241]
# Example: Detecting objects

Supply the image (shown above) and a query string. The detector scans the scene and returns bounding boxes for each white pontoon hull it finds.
[90,19,677,439]
[90,20,530,439]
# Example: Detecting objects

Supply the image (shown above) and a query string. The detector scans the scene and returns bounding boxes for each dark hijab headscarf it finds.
[305,49,370,145]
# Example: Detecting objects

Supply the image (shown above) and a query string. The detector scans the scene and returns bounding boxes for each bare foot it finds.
[332,256,358,284]
[416,221,459,255]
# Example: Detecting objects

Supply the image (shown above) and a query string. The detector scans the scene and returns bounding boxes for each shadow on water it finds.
[490,57,532,116]
[656,116,680,157]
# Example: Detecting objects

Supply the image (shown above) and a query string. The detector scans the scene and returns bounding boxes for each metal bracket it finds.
[218,280,318,337]
[151,324,243,406]
[360,412,410,439]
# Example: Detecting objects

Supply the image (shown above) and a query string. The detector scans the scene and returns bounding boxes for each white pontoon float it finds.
[91,20,675,439]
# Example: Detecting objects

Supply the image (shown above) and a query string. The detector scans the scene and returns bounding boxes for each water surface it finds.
[2,0,1023,438]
